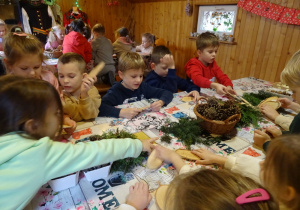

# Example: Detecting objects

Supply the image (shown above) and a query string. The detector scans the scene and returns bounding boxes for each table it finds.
[29,77,295,210]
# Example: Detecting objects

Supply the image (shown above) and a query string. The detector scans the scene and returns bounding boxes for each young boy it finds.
[184,32,236,95]
[145,45,200,100]
[98,51,173,119]
[91,23,116,86]
[57,52,101,122]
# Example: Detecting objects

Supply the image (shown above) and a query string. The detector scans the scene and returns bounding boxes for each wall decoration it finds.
[238,0,300,25]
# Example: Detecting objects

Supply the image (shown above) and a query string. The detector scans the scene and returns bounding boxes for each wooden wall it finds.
[55,0,134,42]
[55,0,300,82]
[132,0,300,82]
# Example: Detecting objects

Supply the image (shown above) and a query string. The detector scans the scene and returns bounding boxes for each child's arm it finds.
[210,82,227,95]
[44,137,156,181]
[278,98,300,112]
[84,41,93,63]
[142,82,173,107]
[119,108,143,119]
[192,148,261,183]
[212,63,233,87]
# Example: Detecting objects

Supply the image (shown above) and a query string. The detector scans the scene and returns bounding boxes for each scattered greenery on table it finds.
[89,129,147,173]
[160,118,226,149]
[242,90,277,106]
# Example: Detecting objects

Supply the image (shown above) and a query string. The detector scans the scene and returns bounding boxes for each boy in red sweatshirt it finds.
[184,32,236,95]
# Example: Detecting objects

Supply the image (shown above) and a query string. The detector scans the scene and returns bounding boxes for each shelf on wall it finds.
[188,37,237,45]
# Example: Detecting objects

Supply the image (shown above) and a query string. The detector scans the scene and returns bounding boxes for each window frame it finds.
[196,4,238,36]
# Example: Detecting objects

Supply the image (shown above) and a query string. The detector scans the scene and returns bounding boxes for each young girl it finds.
[63,19,92,63]
[45,25,65,51]
[136,33,155,55]
[3,32,75,136]
[3,32,59,91]
[184,135,300,209]
[0,19,7,51]
[112,27,133,58]
[0,75,154,209]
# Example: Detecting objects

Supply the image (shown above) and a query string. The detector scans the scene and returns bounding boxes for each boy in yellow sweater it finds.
[58,52,101,121]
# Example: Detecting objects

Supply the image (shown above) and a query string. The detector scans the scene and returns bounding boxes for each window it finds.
[197,5,238,35]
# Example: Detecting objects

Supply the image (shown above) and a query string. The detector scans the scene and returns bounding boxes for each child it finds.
[0,75,154,209]
[253,49,300,150]
[98,51,173,119]
[63,19,92,63]
[145,45,200,101]
[3,32,59,91]
[190,135,300,209]
[136,33,155,55]
[91,23,116,86]
[0,19,7,51]
[45,25,65,51]
[112,27,133,58]
[184,32,236,96]
[57,52,101,122]
[122,145,278,210]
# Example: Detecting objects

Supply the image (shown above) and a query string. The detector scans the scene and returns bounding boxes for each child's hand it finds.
[253,129,271,148]
[153,144,185,173]
[278,98,300,112]
[161,54,175,69]
[120,108,142,119]
[150,100,164,112]
[186,91,200,102]
[266,126,282,138]
[210,83,227,95]
[225,86,237,95]
[62,115,77,139]
[260,104,280,121]
[126,182,152,210]
[192,148,227,166]
[141,137,158,153]
[80,74,97,99]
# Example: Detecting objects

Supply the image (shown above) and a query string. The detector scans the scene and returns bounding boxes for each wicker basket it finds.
[193,97,241,135]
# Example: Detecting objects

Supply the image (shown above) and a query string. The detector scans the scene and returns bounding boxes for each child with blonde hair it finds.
[0,76,154,209]
[136,33,155,55]
[3,32,59,91]
[99,51,173,119]
[191,135,300,210]
[253,49,300,150]
[122,144,278,210]
[58,53,101,122]
[0,19,7,51]
[184,32,236,95]
[45,25,65,50]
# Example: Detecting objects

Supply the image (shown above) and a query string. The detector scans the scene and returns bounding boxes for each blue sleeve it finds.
[142,82,173,106]
[98,90,121,118]
[145,70,178,93]
[176,75,200,93]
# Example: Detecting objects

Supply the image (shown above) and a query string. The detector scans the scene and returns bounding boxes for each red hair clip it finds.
[236,188,270,205]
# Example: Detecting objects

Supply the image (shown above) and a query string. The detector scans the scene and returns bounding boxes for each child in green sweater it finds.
[0,75,154,210]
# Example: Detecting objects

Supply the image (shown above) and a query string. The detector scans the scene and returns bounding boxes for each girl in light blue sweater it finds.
[0,75,154,210]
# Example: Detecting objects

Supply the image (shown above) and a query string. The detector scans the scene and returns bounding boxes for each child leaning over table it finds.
[0,76,155,209]
[145,45,200,101]
[253,49,300,151]
[57,52,101,122]
[184,32,236,95]
[98,51,173,119]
